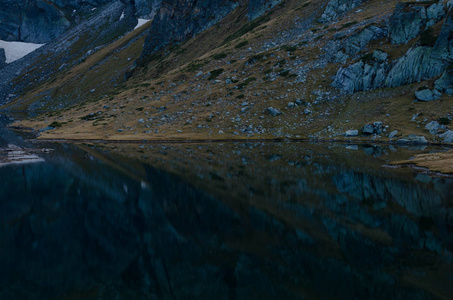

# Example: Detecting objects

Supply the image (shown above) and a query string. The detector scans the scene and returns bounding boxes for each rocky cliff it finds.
[141,0,281,58]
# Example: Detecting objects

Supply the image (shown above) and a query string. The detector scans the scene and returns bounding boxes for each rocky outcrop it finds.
[135,0,163,19]
[248,0,281,20]
[389,2,446,45]
[345,25,387,55]
[319,0,369,23]
[141,0,281,58]
[435,70,453,94]
[334,4,453,93]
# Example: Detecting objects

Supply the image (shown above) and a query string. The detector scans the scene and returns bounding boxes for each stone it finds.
[373,50,388,62]
[439,130,453,143]
[345,130,359,137]
[435,71,453,95]
[304,109,312,115]
[388,130,398,138]
[362,124,374,135]
[415,89,442,101]
[425,121,440,134]
[287,102,295,108]
[266,107,282,116]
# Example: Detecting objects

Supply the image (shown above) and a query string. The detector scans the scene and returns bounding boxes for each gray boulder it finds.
[435,71,453,95]
[439,130,453,143]
[266,107,282,116]
[388,130,398,139]
[415,89,442,101]
[345,130,359,137]
[362,124,374,135]
[425,121,440,134]
[319,0,369,23]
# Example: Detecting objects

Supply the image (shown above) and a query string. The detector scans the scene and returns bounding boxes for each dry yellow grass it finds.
[393,150,453,174]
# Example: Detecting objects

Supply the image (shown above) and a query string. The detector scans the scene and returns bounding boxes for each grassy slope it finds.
[6,0,453,143]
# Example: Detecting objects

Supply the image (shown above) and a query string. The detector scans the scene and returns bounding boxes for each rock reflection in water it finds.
[0,142,452,300]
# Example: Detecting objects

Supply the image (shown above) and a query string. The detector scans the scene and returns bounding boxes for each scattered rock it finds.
[266,107,282,116]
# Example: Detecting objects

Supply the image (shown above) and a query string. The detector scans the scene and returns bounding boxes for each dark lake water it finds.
[0,117,452,299]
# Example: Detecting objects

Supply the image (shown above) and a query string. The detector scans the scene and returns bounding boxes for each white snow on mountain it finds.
[134,19,151,30]
[0,40,44,64]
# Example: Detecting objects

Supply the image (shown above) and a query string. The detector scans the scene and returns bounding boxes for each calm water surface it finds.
[0,120,452,299]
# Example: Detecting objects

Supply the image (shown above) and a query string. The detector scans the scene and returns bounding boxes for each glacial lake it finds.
[0,119,452,299]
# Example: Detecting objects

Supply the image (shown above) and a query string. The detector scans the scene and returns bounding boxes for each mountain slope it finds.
[2,0,453,145]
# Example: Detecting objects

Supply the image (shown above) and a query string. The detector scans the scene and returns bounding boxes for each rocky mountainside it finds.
[0,0,452,145]
[0,0,162,43]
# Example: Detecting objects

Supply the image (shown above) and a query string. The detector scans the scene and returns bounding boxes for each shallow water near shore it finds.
[0,118,452,299]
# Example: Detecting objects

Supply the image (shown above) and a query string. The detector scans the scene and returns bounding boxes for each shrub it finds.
[235,41,249,48]
[420,27,437,47]
[213,52,228,60]
[208,68,224,80]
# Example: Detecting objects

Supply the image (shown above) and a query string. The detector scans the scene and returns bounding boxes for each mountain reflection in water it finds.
[0,141,452,300]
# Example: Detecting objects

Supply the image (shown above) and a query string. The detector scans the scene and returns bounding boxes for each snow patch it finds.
[134,19,151,30]
[0,40,44,64]
[120,11,125,20]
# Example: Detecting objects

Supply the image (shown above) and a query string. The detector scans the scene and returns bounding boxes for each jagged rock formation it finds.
[141,0,281,58]
[0,0,138,105]
[333,2,452,93]
[135,0,162,18]
[435,70,453,94]
[319,0,368,23]
[248,0,281,20]
[389,2,446,44]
